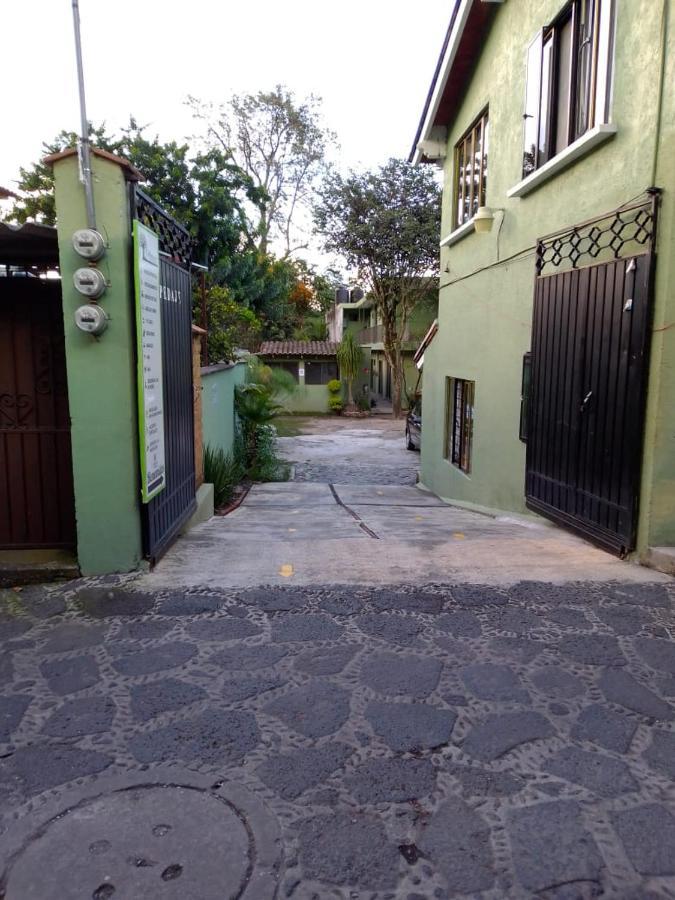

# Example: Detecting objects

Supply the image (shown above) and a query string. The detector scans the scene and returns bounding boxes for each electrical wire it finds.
[440,244,537,290]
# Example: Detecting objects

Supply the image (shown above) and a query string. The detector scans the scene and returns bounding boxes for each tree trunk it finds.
[392,355,403,418]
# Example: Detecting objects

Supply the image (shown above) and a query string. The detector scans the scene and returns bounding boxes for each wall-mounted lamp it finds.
[474,206,497,233]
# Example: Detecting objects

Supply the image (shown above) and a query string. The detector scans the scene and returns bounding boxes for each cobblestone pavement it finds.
[278,416,419,486]
[292,460,418,485]
[2,577,675,898]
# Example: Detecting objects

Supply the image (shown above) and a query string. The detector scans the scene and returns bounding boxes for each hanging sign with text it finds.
[133,220,166,502]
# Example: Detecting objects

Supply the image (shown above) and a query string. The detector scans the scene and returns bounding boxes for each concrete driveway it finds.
[148,416,664,590]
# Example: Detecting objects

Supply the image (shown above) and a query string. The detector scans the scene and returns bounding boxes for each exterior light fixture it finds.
[474,207,496,233]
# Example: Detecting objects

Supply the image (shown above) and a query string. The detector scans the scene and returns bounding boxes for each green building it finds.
[411,0,674,567]
[326,290,437,408]
[257,341,340,413]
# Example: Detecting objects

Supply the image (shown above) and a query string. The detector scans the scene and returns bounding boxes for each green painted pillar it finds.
[50,150,143,575]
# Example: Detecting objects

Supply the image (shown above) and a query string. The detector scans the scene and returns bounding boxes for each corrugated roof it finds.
[258,340,338,357]
[0,222,59,266]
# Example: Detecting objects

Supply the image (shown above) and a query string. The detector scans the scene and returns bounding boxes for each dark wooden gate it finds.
[526,195,658,555]
[0,279,76,549]
[132,188,195,562]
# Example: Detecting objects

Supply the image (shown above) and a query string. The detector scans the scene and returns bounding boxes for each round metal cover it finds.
[2,783,262,899]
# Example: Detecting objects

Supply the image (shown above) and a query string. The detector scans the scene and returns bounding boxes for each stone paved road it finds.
[279,416,419,486]
[2,577,675,898]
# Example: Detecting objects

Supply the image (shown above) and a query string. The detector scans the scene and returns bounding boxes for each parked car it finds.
[406,396,422,451]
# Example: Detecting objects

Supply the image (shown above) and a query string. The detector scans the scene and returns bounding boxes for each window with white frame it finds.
[454,109,489,229]
[522,0,615,177]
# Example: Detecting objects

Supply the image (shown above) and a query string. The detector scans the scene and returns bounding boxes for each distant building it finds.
[326,287,437,408]
[257,340,339,413]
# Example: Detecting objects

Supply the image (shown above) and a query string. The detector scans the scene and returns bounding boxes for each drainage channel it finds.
[328,484,380,539]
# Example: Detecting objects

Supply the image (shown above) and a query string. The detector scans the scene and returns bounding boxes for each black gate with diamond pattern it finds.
[525,193,659,556]
[131,187,195,562]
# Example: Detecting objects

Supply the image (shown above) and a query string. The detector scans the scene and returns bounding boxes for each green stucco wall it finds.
[278,384,330,414]
[52,154,143,575]
[420,0,675,554]
[201,362,247,455]
[260,357,341,413]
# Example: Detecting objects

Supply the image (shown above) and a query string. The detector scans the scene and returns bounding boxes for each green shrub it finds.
[249,424,290,482]
[327,379,342,395]
[204,444,245,508]
[328,396,344,414]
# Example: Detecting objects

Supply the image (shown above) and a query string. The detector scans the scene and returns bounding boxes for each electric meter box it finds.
[74,304,108,336]
[73,267,106,299]
[72,228,106,261]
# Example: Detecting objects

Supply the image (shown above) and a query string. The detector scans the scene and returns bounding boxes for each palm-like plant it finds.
[336,332,363,408]
[234,355,297,473]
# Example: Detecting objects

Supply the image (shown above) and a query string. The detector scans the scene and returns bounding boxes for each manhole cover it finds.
[2,784,260,899]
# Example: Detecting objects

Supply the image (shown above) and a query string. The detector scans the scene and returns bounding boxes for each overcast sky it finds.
[1,1,449,188]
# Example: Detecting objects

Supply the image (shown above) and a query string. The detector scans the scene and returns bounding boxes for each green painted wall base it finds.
[180,482,214,534]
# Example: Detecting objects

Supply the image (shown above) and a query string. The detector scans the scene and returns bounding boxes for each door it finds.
[0,279,76,549]
[143,258,196,561]
[377,360,383,396]
[526,254,652,555]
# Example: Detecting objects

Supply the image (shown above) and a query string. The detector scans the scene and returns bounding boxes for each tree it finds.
[7,120,261,272]
[7,123,116,225]
[200,286,262,363]
[336,331,363,409]
[314,158,441,417]
[189,86,335,257]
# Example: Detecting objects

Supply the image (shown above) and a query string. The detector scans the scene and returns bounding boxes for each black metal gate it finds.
[132,188,195,561]
[526,194,659,555]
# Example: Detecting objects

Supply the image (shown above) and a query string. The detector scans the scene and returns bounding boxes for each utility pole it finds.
[71,0,96,229]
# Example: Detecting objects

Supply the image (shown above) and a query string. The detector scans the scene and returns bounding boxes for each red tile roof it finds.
[258,340,338,357]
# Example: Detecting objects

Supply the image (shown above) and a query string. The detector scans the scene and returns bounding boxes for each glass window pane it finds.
[523,33,543,175]
[273,361,299,383]
[555,15,574,154]
[456,142,465,226]
[481,118,489,206]
[538,35,554,163]
[575,0,596,136]
[594,0,614,125]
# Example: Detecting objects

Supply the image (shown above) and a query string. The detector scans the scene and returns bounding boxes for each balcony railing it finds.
[355,324,422,345]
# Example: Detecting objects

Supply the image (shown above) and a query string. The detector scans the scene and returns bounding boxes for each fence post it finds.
[48,148,144,575]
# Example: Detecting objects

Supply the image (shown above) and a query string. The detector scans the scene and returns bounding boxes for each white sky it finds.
[1,1,449,186]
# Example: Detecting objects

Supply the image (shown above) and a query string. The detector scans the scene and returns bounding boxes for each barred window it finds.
[446,378,475,474]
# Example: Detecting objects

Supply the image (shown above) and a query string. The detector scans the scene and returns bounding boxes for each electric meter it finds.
[74,304,108,336]
[72,228,106,261]
[73,267,106,299]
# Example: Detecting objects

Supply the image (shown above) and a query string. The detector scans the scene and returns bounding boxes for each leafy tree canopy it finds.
[189,86,336,258]
[314,158,441,415]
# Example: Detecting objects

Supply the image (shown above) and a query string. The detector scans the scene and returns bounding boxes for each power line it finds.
[440,244,537,290]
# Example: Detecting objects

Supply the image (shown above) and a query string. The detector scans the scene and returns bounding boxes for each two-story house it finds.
[326,287,438,408]
[411,0,674,566]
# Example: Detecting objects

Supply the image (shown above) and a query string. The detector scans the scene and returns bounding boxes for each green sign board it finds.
[133,220,166,502]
